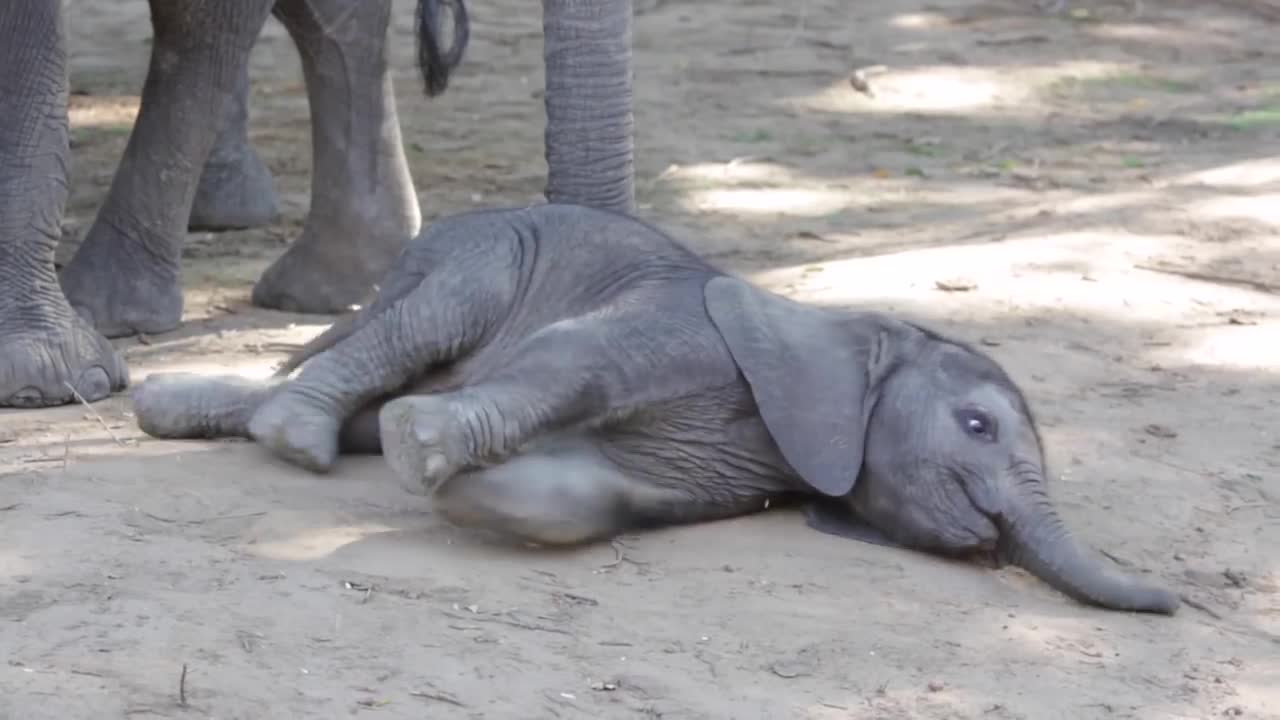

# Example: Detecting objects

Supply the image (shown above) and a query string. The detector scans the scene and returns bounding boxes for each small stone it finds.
[927,681,945,692]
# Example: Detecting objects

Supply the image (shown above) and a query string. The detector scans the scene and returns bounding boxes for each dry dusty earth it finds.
[2,0,1279,717]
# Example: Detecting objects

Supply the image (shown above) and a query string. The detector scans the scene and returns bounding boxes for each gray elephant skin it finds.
[133,203,1181,616]
[0,0,634,408]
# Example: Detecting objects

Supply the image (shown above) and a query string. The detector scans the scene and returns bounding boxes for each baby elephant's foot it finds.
[379,395,470,496]
[247,391,341,473]
[133,372,277,440]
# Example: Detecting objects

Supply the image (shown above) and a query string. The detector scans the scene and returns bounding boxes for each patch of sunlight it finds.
[67,94,138,129]
[751,231,1280,326]
[132,359,282,382]
[1190,194,1280,227]
[888,12,950,29]
[782,61,1121,116]
[663,160,793,184]
[1088,23,1233,49]
[0,552,33,580]
[1150,324,1280,371]
[684,187,851,216]
[1223,680,1280,718]
[1176,158,1280,189]
[250,523,399,561]
[802,684,1032,719]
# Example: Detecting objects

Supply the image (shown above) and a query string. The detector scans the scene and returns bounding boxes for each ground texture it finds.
[2,0,1278,717]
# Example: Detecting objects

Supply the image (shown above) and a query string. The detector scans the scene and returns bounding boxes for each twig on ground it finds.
[599,539,649,569]
[1099,549,1132,567]
[1179,594,1224,620]
[440,609,571,636]
[409,690,466,707]
[1133,264,1280,295]
[261,342,305,353]
[63,381,126,446]
[178,663,189,707]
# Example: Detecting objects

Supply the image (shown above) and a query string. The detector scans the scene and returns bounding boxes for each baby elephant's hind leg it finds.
[432,447,638,546]
[134,372,389,455]
[133,373,282,440]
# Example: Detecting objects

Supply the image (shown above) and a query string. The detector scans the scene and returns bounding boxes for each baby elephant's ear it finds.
[704,276,888,497]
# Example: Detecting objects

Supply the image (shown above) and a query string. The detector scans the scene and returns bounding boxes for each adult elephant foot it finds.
[188,61,280,232]
[58,0,276,338]
[250,203,412,314]
[189,137,279,232]
[251,0,421,314]
[0,0,129,407]
[58,221,184,338]
[0,297,129,408]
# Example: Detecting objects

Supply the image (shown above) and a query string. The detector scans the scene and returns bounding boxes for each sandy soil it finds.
[2,0,1278,717]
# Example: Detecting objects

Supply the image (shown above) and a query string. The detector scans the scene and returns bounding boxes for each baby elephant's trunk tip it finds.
[1001,500,1181,616]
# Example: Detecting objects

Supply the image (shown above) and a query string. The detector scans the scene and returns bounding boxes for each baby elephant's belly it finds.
[592,386,802,521]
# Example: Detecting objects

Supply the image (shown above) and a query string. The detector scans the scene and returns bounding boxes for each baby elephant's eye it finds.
[955,408,997,442]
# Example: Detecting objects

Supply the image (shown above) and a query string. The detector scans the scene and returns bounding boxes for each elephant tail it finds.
[273,310,364,378]
[416,0,471,97]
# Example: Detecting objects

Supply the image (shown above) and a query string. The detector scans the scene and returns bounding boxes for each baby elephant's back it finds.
[413,204,735,392]
[519,203,721,313]
[414,204,718,321]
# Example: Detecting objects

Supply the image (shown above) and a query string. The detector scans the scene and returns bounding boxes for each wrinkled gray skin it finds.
[0,0,633,407]
[134,203,1180,616]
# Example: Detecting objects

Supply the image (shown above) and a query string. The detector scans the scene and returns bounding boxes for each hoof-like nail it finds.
[424,453,447,477]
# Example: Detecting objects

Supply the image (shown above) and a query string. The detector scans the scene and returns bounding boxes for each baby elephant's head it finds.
[704,276,1178,615]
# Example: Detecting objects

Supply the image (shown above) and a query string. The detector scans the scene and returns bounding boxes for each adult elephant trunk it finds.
[541,0,636,214]
[1001,479,1180,614]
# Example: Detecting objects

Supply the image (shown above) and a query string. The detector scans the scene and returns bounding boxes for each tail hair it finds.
[416,0,471,97]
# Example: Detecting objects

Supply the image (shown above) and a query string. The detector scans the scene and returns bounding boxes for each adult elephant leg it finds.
[252,0,421,314]
[542,0,635,214]
[0,0,128,407]
[189,59,281,231]
[58,0,276,338]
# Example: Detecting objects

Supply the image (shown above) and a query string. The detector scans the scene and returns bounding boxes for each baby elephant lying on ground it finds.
[133,203,1179,615]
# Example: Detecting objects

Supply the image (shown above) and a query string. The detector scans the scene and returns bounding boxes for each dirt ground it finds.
[2,0,1278,717]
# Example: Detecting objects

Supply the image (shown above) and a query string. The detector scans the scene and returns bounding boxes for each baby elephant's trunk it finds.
[1002,491,1180,614]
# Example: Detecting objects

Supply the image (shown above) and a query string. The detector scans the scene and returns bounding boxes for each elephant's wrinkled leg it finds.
[133,369,388,455]
[58,0,276,338]
[542,0,635,214]
[251,0,421,313]
[132,373,283,439]
[432,438,777,545]
[189,62,280,231]
[247,241,517,472]
[432,444,635,545]
[0,0,129,408]
[378,319,646,496]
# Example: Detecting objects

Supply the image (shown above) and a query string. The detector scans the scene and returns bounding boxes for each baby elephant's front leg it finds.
[133,373,284,440]
[378,394,474,496]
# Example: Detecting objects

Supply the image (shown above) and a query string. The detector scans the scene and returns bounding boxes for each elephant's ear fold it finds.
[704,276,892,497]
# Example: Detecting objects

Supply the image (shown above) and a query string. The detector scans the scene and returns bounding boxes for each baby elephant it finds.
[133,203,1178,615]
